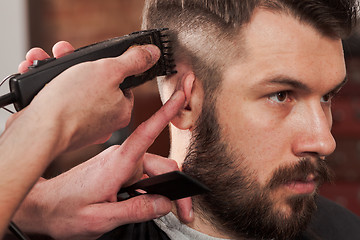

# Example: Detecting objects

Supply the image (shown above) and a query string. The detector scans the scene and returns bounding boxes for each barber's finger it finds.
[119,91,185,166]
[25,47,50,62]
[18,60,32,73]
[20,48,51,72]
[87,194,171,229]
[52,41,75,58]
[143,153,179,176]
[18,48,50,73]
[108,44,161,83]
[143,153,194,223]
[175,197,194,223]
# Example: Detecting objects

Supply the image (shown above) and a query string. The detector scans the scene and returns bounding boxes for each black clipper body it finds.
[8,28,176,111]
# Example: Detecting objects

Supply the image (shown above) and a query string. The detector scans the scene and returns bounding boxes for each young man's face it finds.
[219,8,345,210]
[183,9,346,239]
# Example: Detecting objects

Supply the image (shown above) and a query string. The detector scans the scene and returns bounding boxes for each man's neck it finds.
[171,205,231,239]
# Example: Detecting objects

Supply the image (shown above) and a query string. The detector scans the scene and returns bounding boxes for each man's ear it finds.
[171,72,203,131]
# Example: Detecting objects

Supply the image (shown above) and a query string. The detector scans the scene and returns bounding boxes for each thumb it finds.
[113,44,161,83]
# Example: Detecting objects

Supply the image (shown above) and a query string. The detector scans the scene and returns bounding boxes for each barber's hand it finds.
[13,91,193,240]
[12,41,161,151]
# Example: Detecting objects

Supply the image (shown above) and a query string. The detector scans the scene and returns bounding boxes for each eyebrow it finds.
[254,75,348,95]
[267,78,311,92]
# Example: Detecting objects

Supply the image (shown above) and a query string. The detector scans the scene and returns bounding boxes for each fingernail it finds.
[170,90,182,101]
[143,45,160,64]
[189,208,194,219]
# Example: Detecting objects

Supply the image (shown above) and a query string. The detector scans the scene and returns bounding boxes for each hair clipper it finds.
[0,28,176,111]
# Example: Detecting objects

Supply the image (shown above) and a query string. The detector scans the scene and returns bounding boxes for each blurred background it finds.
[0,0,359,222]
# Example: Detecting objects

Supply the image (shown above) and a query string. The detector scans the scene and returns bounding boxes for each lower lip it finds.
[284,181,317,194]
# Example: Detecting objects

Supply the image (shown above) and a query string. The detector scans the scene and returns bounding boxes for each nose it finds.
[292,103,336,158]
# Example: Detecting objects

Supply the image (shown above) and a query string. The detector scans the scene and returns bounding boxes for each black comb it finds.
[117,171,210,201]
[3,28,177,111]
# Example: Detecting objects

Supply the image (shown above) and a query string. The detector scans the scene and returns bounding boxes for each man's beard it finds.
[182,101,333,240]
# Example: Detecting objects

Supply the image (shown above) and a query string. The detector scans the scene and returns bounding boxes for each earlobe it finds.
[171,73,203,130]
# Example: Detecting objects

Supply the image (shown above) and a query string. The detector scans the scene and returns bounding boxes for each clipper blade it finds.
[118,28,178,90]
[159,29,177,76]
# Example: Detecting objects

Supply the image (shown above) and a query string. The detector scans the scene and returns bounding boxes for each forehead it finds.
[222,9,346,91]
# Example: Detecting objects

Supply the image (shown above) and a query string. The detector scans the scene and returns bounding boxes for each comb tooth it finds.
[159,27,169,32]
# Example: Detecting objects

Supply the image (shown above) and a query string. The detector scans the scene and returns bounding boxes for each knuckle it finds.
[128,196,156,221]
[136,122,155,142]
[121,46,155,73]
[135,47,154,65]
[77,212,105,237]
[106,145,122,156]
[107,144,121,152]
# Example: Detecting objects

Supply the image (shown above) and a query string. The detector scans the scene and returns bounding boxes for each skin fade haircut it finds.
[143,0,358,239]
[143,0,358,98]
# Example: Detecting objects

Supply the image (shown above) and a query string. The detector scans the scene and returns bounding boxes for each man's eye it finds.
[321,93,332,103]
[268,91,289,103]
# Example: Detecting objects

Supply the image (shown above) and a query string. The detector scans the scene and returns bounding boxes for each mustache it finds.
[268,157,334,189]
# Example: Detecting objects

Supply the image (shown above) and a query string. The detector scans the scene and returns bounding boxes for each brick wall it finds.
[29,0,145,51]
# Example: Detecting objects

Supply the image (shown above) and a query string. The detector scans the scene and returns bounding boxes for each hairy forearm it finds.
[0,109,67,237]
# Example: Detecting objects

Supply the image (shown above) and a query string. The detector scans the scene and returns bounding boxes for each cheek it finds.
[216,99,292,185]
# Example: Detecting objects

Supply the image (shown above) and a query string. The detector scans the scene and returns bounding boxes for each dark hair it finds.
[261,0,358,39]
[143,0,358,97]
